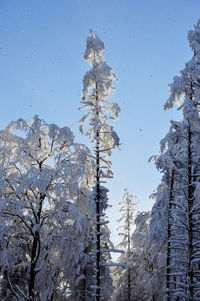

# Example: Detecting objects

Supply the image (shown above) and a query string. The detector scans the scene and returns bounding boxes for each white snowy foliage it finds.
[117,190,136,251]
[113,211,157,301]
[151,19,200,300]
[84,30,105,63]
[188,19,200,55]
[164,20,200,111]
[80,30,120,160]
[0,116,95,300]
[78,31,120,300]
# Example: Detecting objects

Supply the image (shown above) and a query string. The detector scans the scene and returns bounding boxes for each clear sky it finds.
[1,0,200,248]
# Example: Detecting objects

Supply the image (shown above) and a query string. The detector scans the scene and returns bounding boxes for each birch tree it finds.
[0,116,94,300]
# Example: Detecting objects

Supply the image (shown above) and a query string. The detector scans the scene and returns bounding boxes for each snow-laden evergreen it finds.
[151,19,200,300]
[112,190,136,301]
[113,210,154,301]
[79,30,120,301]
[150,121,189,300]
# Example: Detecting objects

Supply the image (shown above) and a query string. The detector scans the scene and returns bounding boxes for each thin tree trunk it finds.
[81,275,86,301]
[127,198,131,301]
[166,170,174,300]
[187,123,194,300]
[95,81,101,301]
[128,268,131,301]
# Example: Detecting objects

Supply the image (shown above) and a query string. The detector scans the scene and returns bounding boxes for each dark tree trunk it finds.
[166,170,174,300]
[29,235,38,299]
[95,81,101,301]
[128,268,131,301]
[127,198,131,301]
[29,193,44,300]
[187,123,194,300]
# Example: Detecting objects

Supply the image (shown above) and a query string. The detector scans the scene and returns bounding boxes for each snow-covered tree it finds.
[115,189,136,301]
[150,19,200,300]
[113,211,153,301]
[79,31,120,300]
[0,116,94,300]
[150,121,189,300]
[165,20,200,300]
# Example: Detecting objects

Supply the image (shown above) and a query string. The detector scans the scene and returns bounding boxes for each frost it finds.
[84,30,105,63]
[188,19,200,55]
[148,155,158,163]
[0,116,95,300]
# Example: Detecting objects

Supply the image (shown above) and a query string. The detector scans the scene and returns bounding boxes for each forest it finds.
[1,18,200,301]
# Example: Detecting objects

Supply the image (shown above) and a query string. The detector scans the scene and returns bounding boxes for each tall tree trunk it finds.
[95,81,101,301]
[127,198,131,301]
[187,123,194,300]
[166,170,174,300]
[128,268,131,301]
[29,193,44,300]
[29,235,38,299]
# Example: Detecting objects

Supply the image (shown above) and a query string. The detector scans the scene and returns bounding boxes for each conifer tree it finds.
[150,121,188,299]
[117,190,136,301]
[165,20,200,300]
[150,19,200,300]
[113,211,152,301]
[79,30,120,300]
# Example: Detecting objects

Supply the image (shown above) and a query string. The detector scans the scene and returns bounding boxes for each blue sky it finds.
[1,0,200,247]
